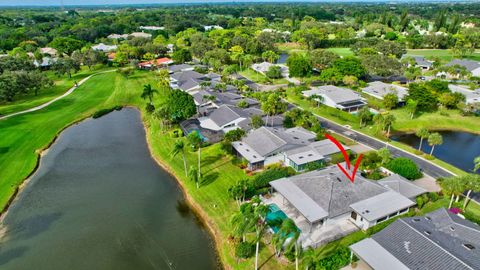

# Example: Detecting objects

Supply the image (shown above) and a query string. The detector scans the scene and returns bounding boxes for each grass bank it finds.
[239,68,289,85]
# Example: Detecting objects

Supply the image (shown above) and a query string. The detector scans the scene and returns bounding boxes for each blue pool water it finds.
[266,204,300,234]
[187,129,207,141]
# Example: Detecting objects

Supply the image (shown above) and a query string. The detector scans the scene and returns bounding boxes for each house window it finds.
[377,216,388,223]
[351,212,357,220]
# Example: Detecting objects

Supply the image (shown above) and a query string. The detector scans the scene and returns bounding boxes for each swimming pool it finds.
[266,204,300,234]
[187,129,207,142]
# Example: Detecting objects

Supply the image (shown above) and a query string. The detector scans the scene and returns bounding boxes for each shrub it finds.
[92,105,123,119]
[416,196,425,209]
[252,166,294,189]
[170,129,183,138]
[235,242,255,259]
[316,246,351,270]
[386,157,422,180]
[427,192,439,202]
[145,103,155,114]
[424,154,435,160]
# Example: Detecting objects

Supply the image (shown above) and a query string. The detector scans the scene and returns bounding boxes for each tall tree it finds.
[439,176,463,208]
[188,166,200,189]
[172,140,188,176]
[415,128,430,151]
[428,132,443,156]
[188,130,203,178]
[462,174,480,210]
[141,84,158,104]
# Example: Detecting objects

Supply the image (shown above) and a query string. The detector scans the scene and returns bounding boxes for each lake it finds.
[391,130,480,173]
[0,108,220,270]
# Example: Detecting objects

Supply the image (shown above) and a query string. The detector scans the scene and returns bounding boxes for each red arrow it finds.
[325,134,363,183]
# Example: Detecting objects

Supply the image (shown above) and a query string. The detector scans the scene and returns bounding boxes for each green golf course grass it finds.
[0,66,114,116]
[406,49,480,62]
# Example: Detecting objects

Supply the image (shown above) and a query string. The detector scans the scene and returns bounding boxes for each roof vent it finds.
[336,177,342,182]
[308,154,313,157]
[365,210,370,213]
[413,218,420,222]
[463,244,475,250]
[424,231,431,235]
[425,216,431,221]
[450,226,455,231]
[299,156,304,159]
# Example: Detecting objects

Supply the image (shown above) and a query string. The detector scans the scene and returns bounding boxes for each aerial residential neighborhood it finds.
[0,2,479,270]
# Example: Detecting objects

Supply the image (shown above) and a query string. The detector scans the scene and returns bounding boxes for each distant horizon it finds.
[0,0,476,8]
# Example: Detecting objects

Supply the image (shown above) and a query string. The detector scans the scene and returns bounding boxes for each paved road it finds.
[287,101,455,179]
[0,70,116,121]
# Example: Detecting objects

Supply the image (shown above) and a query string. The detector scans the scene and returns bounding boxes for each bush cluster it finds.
[235,242,255,259]
[92,105,122,119]
[386,157,422,180]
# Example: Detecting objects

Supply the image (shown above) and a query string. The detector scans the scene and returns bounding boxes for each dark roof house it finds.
[350,208,480,270]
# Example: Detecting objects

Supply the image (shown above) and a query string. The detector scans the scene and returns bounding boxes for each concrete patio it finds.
[263,192,359,248]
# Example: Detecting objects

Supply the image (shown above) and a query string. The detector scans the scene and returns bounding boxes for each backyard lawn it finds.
[326,47,354,57]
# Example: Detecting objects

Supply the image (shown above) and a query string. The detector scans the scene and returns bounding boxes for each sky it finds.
[0,0,465,7]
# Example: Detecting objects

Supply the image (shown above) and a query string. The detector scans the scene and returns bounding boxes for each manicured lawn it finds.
[326,47,354,57]
[406,49,480,63]
[240,68,289,85]
[0,66,114,116]
[0,70,290,270]
[391,107,480,135]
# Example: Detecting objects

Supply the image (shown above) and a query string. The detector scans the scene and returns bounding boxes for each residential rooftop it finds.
[362,81,408,100]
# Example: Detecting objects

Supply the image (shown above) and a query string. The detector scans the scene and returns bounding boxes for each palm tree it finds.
[230,204,255,242]
[252,197,268,270]
[188,131,203,178]
[358,106,372,127]
[172,140,188,176]
[373,113,384,133]
[273,218,298,257]
[188,166,200,189]
[462,174,480,210]
[383,113,396,137]
[439,177,464,208]
[428,132,443,156]
[474,156,480,172]
[141,84,158,104]
[415,128,430,151]
[301,248,317,270]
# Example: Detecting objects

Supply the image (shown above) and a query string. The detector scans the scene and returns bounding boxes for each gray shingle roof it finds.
[448,84,480,104]
[309,139,350,156]
[362,81,408,100]
[350,238,410,270]
[171,70,205,91]
[445,59,480,72]
[208,105,242,127]
[168,64,194,73]
[243,127,315,157]
[355,208,480,270]
[378,174,427,199]
[270,165,388,219]
[303,85,363,105]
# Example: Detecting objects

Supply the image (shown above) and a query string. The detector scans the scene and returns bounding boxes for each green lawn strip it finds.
[325,47,354,57]
[406,49,480,63]
[391,107,480,135]
[0,66,114,116]
[240,68,289,85]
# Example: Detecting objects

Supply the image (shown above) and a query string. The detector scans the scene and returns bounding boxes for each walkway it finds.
[0,70,116,120]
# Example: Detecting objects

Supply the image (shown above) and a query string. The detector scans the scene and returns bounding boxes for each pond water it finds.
[391,130,480,173]
[277,53,288,64]
[0,108,220,270]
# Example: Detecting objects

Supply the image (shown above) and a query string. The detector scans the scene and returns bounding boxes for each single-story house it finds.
[199,104,262,133]
[443,59,480,77]
[303,85,367,112]
[448,84,480,104]
[129,32,152,39]
[139,26,165,31]
[107,33,129,39]
[362,81,408,102]
[402,55,433,70]
[231,126,319,171]
[91,43,117,52]
[33,57,56,69]
[377,174,427,199]
[251,61,289,77]
[168,64,194,74]
[170,70,206,92]
[350,208,480,270]
[269,165,415,234]
[137,57,173,69]
[40,47,58,57]
[204,25,223,31]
